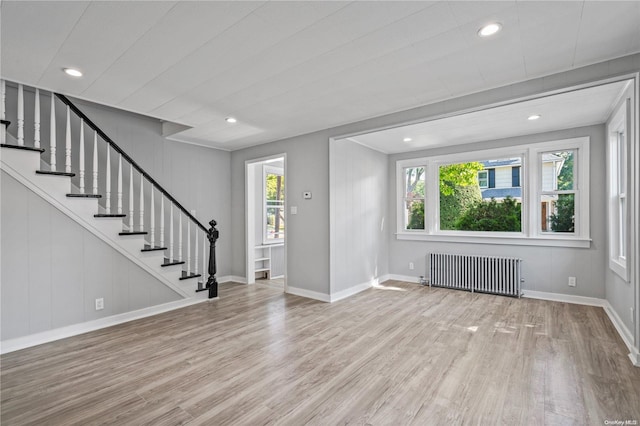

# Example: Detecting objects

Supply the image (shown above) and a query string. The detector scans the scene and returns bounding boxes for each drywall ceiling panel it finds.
[0,1,89,84]
[573,1,640,67]
[37,1,176,94]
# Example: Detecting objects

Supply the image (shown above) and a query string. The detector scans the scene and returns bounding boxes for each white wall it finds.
[1,172,181,341]
[388,125,607,299]
[330,139,388,294]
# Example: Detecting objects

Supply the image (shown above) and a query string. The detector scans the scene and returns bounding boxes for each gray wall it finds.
[1,172,181,341]
[330,139,388,293]
[388,125,607,298]
[70,98,232,276]
[230,132,330,294]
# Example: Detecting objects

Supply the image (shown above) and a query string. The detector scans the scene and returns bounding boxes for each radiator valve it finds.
[419,276,428,286]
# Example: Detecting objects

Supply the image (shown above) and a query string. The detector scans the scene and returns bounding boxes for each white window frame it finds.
[263,165,285,244]
[607,99,630,280]
[478,170,489,188]
[396,137,590,248]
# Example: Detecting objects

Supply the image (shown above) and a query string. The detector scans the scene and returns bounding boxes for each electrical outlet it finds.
[409,262,414,270]
[568,276,576,287]
[95,298,104,310]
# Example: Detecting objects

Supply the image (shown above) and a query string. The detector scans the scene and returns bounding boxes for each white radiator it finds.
[428,253,522,297]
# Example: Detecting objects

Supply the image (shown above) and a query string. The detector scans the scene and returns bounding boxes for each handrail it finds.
[55,93,207,233]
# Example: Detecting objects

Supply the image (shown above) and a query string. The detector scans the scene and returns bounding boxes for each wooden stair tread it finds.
[36,170,75,177]
[179,271,201,281]
[141,245,167,252]
[119,231,147,236]
[161,258,185,267]
[66,193,102,198]
[1,143,45,153]
[94,214,126,218]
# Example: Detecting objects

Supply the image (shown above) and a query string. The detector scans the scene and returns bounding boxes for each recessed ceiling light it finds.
[528,114,541,121]
[478,23,502,37]
[403,137,412,142]
[225,117,237,124]
[63,68,83,77]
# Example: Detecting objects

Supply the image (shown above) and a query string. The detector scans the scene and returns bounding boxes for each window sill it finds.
[395,232,591,248]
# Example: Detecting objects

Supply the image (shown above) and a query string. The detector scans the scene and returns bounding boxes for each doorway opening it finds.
[246,154,286,290]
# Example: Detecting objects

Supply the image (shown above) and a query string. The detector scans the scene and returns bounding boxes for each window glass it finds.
[404,167,425,230]
[265,172,284,241]
[440,159,522,232]
[541,150,575,233]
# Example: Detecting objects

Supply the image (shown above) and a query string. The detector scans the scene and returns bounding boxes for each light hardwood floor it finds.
[1,281,639,425]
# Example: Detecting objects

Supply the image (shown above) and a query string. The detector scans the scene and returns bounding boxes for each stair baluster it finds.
[202,232,206,285]
[169,204,174,261]
[0,80,4,145]
[187,216,191,274]
[79,120,85,193]
[150,187,155,247]
[17,84,24,146]
[92,131,98,194]
[129,164,134,230]
[50,95,56,171]
[178,211,183,262]
[65,106,71,172]
[194,230,198,275]
[117,154,123,214]
[34,88,40,149]
[105,147,111,214]
[139,175,144,232]
[160,195,165,248]
[1,80,5,121]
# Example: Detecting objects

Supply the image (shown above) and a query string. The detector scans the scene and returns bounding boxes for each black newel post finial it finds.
[206,219,219,299]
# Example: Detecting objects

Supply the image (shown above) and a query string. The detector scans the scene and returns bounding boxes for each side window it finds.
[264,167,284,242]
[403,167,425,230]
[540,151,576,233]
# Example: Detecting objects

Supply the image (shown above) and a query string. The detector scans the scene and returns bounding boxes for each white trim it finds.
[330,280,374,303]
[286,286,331,303]
[219,275,247,284]
[383,274,420,284]
[0,297,211,354]
[396,233,591,248]
[522,290,605,306]
[602,301,639,367]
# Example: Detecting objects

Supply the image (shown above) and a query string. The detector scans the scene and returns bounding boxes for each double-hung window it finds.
[607,99,629,280]
[396,137,590,247]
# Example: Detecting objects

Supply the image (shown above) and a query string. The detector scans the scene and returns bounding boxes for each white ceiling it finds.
[1,1,639,151]
[347,79,630,153]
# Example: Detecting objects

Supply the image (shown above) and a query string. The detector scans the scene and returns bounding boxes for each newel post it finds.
[206,219,219,299]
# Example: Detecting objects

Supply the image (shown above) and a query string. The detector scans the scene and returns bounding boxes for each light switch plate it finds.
[291,206,297,215]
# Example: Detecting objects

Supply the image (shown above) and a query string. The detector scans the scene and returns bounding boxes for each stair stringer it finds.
[1,147,202,300]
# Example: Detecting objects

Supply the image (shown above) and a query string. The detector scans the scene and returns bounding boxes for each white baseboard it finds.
[0,297,211,355]
[383,274,420,283]
[219,275,246,284]
[602,301,639,367]
[522,290,606,307]
[286,286,331,302]
[330,279,374,302]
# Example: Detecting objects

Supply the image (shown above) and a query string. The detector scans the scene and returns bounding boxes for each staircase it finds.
[0,80,219,300]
